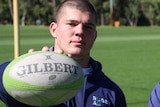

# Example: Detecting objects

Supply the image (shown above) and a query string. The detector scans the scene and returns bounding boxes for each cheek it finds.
[57,27,68,38]
[58,25,73,36]
[86,31,96,41]
[86,32,96,47]
[85,36,96,48]
[56,29,71,44]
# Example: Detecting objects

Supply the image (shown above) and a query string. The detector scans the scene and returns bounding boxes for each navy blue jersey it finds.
[148,82,160,107]
[0,58,126,107]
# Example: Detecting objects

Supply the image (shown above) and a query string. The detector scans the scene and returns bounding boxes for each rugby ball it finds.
[3,51,84,106]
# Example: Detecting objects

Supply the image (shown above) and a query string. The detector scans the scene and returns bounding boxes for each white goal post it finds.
[13,0,20,58]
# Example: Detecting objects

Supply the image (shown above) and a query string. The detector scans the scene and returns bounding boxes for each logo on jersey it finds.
[93,96,111,106]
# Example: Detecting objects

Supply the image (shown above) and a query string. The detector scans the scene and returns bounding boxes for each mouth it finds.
[71,40,84,46]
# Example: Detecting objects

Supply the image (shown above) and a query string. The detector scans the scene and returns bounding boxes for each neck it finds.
[53,46,90,68]
[70,55,90,68]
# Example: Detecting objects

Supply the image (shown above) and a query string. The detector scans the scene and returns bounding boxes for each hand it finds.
[28,46,49,53]
[28,46,71,57]
[54,49,71,57]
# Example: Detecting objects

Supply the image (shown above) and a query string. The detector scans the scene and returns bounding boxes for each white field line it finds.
[96,35,160,42]
[0,38,51,45]
[1,35,160,45]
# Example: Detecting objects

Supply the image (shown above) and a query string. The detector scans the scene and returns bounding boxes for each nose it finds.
[75,24,84,36]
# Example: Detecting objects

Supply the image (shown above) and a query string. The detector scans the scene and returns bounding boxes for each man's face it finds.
[52,7,97,58]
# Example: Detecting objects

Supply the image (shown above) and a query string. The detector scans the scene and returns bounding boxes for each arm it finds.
[148,82,160,107]
[115,89,127,107]
[0,62,10,103]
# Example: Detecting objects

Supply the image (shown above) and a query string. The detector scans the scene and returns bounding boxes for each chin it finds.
[68,51,82,57]
[68,48,82,54]
[68,47,87,56]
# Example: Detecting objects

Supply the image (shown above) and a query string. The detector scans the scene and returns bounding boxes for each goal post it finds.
[109,0,114,26]
[13,0,20,58]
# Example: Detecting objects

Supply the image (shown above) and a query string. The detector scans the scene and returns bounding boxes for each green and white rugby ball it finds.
[3,51,84,106]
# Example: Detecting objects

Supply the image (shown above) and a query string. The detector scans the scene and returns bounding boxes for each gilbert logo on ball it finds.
[3,51,84,106]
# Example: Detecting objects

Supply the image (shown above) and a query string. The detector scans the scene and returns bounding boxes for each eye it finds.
[85,25,95,30]
[67,23,77,26]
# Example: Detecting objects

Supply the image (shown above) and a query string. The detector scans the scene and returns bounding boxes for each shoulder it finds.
[0,61,10,69]
[150,82,160,97]
[0,61,11,89]
[148,82,160,107]
[0,62,11,102]
[88,58,126,106]
[0,61,10,75]
[102,75,126,97]
[89,58,125,95]
[153,82,160,90]
[102,75,127,106]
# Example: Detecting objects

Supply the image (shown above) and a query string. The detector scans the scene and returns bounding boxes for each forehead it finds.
[57,7,96,24]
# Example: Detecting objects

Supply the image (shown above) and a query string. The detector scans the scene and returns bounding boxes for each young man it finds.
[0,0,126,107]
[148,82,160,107]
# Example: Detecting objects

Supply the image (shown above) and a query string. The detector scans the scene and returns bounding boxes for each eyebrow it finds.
[66,19,96,26]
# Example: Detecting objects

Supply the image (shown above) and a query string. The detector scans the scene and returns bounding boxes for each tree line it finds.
[0,0,160,26]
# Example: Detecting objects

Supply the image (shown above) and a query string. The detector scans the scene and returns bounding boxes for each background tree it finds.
[90,0,110,25]
[0,0,12,24]
[113,0,128,25]
[0,0,160,26]
[19,0,28,26]
[141,0,160,26]
[123,0,141,26]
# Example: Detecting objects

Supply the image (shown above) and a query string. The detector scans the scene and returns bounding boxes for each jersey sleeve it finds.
[148,82,160,107]
[0,61,10,90]
[0,62,10,100]
[115,90,127,107]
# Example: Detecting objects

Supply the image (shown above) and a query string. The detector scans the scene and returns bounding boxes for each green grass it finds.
[1,25,160,107]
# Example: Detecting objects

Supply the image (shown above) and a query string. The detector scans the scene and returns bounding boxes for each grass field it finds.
[1,25,160,107]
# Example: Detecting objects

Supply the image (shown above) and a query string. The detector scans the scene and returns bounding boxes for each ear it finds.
[49,22,57,38]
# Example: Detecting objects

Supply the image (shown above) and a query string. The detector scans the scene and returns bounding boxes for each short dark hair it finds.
[55,0,97,23]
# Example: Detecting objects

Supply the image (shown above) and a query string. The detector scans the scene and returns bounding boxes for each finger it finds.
[42,46,49,52]
[55,50,64,54]
[28,48,35,53]
[67,54,71,57]
[54,50,71,57]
